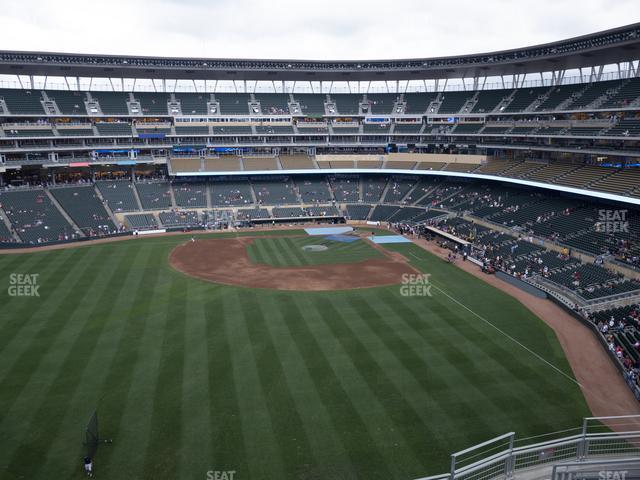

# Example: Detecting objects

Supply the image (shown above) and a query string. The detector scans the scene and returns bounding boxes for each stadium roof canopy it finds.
[1,23,639,82]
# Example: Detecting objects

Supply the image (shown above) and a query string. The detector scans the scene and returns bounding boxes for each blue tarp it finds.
[305,226,354,236]
[325,234,360,243]
[368,235,412,244]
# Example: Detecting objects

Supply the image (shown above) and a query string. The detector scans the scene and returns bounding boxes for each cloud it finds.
[0,0,636,60]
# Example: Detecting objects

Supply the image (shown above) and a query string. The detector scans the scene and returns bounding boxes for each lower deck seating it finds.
[0,189,74,243]
[135,182,173,210]
[49,186,116,235]
[307,205,340,217]
[346,204,372,220]
[329,176,360,202]
[210,181,254,207]
[172,183,207,207]
[96,181,140,212]
[0,217,14,242]
[158,210,200,226]
[236,208,270,220]
[272,207,306,218]
[295,177,332,203]
[369,205,401,221]
[125,213,157,229]
[382,177,417,203]
[252,178,299,205]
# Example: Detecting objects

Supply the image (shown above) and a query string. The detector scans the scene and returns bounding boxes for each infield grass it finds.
[0,231,591,480]
[246,235,383,267]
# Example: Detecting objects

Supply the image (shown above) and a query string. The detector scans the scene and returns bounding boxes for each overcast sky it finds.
[0,0,637,60]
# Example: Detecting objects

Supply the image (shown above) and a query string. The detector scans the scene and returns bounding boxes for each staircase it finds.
[45,188,86,237]
[0,208,21,242]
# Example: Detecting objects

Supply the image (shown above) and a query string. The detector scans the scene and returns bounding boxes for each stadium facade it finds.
[1,23,640,479]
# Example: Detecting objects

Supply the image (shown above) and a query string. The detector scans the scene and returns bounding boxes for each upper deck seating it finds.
[0,89,44,114]
[46,90,87,115]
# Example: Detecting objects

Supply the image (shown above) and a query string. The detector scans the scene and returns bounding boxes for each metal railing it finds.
[416,415,640,480]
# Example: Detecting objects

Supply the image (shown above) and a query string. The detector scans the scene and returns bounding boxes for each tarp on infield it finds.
[368,235,412,244]
[304,226,354,236]
[325,234,360,243]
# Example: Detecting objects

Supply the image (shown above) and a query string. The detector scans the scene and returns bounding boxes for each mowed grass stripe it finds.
[367,289,501,437]
[35,244,148,477]
[398,245,574,370]
[403,284,580,426]
[204,292,248,477]
[142,275,188,479]
[178,281,215,479]
[268,293,353,477]
[242,292,316,478]
[378,289,535,420]
[403,245,579,388]
[0,246,101,403]
[310,296,430,478]
[0,248,90,356]
[279,294,393,479]
[339,294,464,445]
[12,244,145,478]
[97,246,167,479]
[279,236,308,266]
[227,289,286,479]
[0,247,115,472]
[106,245,173,479]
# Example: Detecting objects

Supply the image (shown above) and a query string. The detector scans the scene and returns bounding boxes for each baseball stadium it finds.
[1,9,640,480]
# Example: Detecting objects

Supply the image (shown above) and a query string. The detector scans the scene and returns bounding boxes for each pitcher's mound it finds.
[169,237,419,291]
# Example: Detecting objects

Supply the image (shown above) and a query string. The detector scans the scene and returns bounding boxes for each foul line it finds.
[408,251,583,388]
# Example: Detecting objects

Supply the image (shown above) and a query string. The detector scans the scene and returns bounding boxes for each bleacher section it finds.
[332,94,362,115]
[438,91,472,114]
[215,93,251,115]
[254,94,290,115]
[252,177,299,205]
[295,177,332,203]
[176,93,209,115]
[172,183,207,207]
[126,213,157,229]
[293,94,326,116]
[0,189,73,243]
[135,182,173,210]
[96,181,140,212]
[46,90,87,115]
[135,93,170,115]
[159,210,200,227]
[346,204,372,220]
[503,87,549,112]
[362,176,388,203]
[210,181,254,206]
[236,208,270,221]
[92,92,129,115]
[366,94,398,114]
[0,89,44,114]
[96,122,132,136]
[49,186,116,235]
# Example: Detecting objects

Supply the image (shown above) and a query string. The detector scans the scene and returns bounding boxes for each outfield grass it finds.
[246,236,383,267]
[0,232,591,480]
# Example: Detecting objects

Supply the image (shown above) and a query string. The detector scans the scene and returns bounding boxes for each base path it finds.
[169,236,419,291]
